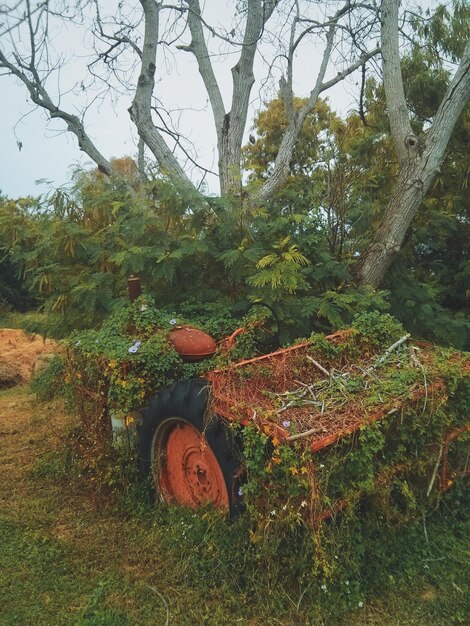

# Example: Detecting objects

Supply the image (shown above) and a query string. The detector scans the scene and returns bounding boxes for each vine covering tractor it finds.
[134,326,470,519]
[67,280,470,522]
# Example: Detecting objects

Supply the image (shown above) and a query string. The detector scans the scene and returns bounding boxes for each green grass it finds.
[0,387,469,625]
[0,518,172,626]
[0,308,47,331]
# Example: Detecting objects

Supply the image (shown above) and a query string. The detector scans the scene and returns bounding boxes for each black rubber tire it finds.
[136,378,243,517]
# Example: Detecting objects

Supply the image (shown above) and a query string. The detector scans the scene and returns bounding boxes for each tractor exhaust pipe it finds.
[127,276,142,302]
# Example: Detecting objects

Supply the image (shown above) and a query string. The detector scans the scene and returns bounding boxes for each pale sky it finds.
[0,1,372,200]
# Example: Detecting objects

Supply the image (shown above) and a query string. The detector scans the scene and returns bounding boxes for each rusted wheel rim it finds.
[153,419,229,509]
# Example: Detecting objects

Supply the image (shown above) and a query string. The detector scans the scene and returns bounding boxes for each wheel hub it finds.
[155,421,229,509]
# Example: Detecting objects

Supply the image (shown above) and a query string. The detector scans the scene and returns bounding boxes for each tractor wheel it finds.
[137,379,243,517]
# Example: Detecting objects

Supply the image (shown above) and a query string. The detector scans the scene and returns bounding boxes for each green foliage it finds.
[352,311,406,347]
[248,236,310,297]
[62,298,262,454]
[244,83,469,348]
[384,105,470,349]
[410,1,470,64]
[0,255,36,312]
[30,355,66,401]
[1,8,469,349]
[0,196,40,312]
[224,335,469,609]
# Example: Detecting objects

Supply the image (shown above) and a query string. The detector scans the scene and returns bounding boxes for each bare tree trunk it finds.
[129,0,202,199]
[6,0,465,236]
[182,0,277,197]
[182,0,377,199]
[220,0,278,195]
[355,1,470,288]
[1,0,379,203]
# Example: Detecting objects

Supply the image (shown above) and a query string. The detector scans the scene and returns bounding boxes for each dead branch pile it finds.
[207,332,466,449]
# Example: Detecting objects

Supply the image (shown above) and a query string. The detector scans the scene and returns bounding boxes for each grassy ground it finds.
[0,309,47,332]
[0,385,469,625]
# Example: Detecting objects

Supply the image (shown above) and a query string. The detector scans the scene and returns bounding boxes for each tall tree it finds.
[355,0,470,286]
[0,1,379,196]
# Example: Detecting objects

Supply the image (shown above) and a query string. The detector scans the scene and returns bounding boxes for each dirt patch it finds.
[0,328,59,381]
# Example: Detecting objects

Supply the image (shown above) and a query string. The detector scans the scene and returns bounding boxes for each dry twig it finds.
[147,586,170,626]
[363,334,411,376]
[306,355,331,377]
[427,443,443,497]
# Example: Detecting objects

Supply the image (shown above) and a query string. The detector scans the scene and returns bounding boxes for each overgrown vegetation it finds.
[1,98,468,619]
[26,301,468,621]
[210,314,469,591]
[1,56,469,348]
[1,4,469,623]
[0,386,468,625]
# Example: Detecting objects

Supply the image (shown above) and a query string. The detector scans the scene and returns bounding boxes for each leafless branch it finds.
[0,1,111,175]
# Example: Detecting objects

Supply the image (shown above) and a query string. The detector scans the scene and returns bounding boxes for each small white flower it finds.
[358,601,364,608]
[169,318,177,325]
[282,420,291,428]
[300,500,307,508]
[139,304,148,312]
[270,510,276,516]
[319,464,325,468]
[321,584,327,591]
[282,504,287,510]
[238,487,244,496]
[75,340,81,346]
[345,580,349,586]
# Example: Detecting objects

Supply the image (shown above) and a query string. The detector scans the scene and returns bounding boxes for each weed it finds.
[31,449,69,480]
[30,355,66,401]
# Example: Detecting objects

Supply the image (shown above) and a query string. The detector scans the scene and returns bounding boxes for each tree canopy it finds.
[1,88,468,347]
[1,1,469,287]
[0,1,469,350]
